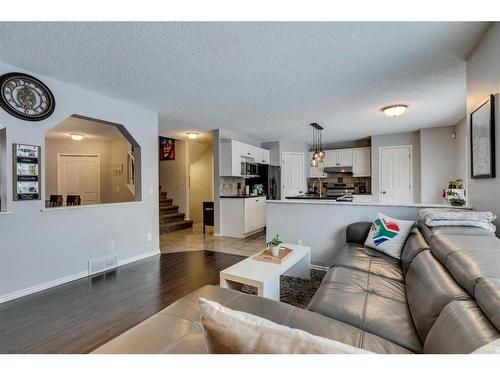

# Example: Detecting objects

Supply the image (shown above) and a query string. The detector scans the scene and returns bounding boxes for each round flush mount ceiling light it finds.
[70,133,85,141]
[381,104,408,117]
[186,132,199,140]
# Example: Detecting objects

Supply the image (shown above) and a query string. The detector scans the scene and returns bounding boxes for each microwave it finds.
[241,162,258,176]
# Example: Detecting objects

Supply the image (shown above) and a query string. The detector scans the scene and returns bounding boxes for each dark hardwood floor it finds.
[0,251,244,354]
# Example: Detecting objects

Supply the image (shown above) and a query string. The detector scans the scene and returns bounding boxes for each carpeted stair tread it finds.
[159,212,186,223]
[159,205,179,215]
[160,219,193,234]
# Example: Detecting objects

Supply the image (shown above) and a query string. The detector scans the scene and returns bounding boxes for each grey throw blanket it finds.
[418,208,497,233]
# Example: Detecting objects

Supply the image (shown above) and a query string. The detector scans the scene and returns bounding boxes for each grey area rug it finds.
[240,269,327,309]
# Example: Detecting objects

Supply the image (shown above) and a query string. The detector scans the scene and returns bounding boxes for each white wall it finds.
[110,139,135,203]
[371,131,421,203]
[466,23,500,234]
[189,142,214,224]
[0,62,159,302]
[420,125,458,204]
[455,117,469,198]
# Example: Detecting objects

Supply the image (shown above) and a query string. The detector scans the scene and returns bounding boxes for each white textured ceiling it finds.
[0,22,489,143]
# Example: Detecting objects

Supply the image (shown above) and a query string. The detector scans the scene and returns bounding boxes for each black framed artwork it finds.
[12,143,41,200]
[159,136,175,161]
[470,94,495,179]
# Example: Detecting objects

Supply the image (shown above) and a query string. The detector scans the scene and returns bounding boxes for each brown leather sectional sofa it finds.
[94,222,500,354]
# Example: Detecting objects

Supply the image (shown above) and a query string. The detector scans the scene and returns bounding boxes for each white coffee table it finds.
[220,243,311,301]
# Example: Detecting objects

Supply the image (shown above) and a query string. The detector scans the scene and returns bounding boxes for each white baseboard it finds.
[119,250,160,267]
[0,250,161,305]
[0,270,89,304]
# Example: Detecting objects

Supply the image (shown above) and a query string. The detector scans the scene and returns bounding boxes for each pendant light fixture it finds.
[309,123,324,166]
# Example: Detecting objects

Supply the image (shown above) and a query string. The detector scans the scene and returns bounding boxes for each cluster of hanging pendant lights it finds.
[310,122,325,167]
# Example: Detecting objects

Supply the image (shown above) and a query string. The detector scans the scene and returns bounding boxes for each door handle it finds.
[382,191,387,194]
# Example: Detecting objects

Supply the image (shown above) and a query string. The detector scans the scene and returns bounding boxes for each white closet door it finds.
[80,157,100,205]
[58,155,100,205]
[59,156,81,196]
[379,146,412,204]
[281,152,305,197]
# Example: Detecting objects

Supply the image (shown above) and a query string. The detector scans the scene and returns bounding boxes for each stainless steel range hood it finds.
[324,166,353,174]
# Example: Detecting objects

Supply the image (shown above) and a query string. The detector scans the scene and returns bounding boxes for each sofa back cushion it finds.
[400,227,429,275]
[423,300,500,353]
[475,278,500,331]
[405,250,469,341]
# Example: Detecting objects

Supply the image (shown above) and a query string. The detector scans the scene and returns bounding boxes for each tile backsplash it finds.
[220,177,245,196]
[307,176,372,194]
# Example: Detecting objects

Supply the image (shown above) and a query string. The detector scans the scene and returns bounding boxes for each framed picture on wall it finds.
[112,163,123,176]
[159,136,175,161]
[471,94,495,179]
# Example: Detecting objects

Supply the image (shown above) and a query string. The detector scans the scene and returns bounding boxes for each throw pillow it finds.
[364,212,414,259]
[472,339,500,354]
[199,298,371,354]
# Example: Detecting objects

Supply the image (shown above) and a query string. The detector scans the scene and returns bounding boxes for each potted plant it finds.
[267,234,283,257]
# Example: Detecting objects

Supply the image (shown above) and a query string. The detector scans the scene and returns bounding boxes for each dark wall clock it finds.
[0,72,55,121]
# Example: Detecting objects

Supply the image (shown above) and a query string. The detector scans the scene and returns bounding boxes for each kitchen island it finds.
[266,199,462,267]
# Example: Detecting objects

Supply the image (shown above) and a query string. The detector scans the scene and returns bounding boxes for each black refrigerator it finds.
[260,165,281,200]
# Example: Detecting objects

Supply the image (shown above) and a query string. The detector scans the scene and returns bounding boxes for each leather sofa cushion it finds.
[405,250,470,341]
[424,300,500,353]
[94,285,413,354]
[475,278,500,331]
[430,234,500,295]
[332,243,403,282]
[417,223,500,297]
[346,222,372,245]
[418,220,494,242]
[308,266,422,353]
[400,227,430,275]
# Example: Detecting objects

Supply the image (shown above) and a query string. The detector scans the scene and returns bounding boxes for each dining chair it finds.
[66,195,82,206]
[48,195,64,207]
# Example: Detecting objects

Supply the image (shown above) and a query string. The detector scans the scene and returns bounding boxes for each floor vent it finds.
[89,254,118,275]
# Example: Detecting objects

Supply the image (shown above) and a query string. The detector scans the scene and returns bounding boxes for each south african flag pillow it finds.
[364,213,414,259]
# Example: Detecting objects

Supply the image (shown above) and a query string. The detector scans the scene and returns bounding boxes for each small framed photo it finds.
[470,94,495,179]
[112,163,123,176]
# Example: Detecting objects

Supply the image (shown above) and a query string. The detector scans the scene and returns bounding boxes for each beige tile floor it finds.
[160,223,266,257]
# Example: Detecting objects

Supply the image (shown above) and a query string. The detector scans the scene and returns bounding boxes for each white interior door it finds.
[379,146,412,204]
[58,155,100,205]
[281,152,305,197]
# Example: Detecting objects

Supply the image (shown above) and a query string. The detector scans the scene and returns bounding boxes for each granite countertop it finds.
[220,194,267,199]
[270,199,470,209]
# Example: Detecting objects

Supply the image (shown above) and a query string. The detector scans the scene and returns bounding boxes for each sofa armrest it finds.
[346,222,372,245]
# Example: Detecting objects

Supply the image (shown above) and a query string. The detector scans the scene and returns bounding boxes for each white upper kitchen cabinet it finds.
[325,149,353,167]
[220,140,270,177]
[220,139,271,177]
[260,149,271,164]
[220,140,243,176]
[352,147,371,177]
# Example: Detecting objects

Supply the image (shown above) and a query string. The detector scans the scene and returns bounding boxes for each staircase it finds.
[159,191,193,234]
